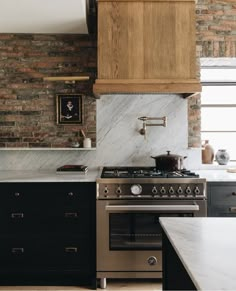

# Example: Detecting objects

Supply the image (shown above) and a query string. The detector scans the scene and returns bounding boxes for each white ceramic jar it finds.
[215,149,230,165]
[83,138,92,148]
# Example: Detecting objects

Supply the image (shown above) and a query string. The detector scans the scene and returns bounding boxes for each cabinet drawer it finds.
[210,185,236,205]
[210,205,236,217]
[0,235,91,270]
[0,207,90,234]
[0,183,91,209]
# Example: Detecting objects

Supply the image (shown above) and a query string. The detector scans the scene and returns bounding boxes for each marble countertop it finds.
[160,217,236,291]
[195,169,236,182]
[0,168,236,182]
[0,168,100,182]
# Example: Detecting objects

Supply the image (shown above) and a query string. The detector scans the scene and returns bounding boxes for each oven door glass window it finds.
[109,213,192,250]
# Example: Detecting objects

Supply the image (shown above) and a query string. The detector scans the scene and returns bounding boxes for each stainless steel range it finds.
[96,167,207,289]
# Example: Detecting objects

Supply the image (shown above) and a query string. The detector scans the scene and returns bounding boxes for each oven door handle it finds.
[105,204,200,212]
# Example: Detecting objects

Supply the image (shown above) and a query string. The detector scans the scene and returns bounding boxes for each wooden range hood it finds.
[93,0,201,98]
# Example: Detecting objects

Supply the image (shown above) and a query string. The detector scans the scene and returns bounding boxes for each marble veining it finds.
[0,94,201,170]
[160,217,236,291]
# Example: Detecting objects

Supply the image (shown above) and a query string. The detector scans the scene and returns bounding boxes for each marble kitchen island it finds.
[160,217,236,291]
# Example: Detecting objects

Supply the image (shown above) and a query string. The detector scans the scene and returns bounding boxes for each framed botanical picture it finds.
[56,94,83,125]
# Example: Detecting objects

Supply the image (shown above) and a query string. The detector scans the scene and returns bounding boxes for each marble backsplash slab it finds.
[0,94,201,170]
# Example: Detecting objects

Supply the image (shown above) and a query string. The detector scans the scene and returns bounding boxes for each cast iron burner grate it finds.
[101,167,199,178]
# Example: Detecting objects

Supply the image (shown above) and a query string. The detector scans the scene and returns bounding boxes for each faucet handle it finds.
[138,116,148,121]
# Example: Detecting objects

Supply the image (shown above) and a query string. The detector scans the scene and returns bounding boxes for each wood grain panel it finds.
[176,3,197,78]
[98,1,144,79]
[127,2,144,78]
[95,78,199,84]
[93,79,201,95]
[98,0,194,2]
[144,2,175,78]
[95,0,201,96]
[144,2,196,79]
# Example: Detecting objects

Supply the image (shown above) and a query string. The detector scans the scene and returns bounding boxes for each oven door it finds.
[97,199,204,272]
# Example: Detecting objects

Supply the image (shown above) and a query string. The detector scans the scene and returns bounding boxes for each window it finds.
[201,62,236,161]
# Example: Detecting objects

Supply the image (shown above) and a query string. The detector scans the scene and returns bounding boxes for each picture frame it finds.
[56,94,83,125]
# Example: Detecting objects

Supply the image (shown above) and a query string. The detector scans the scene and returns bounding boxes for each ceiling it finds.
[0,0,88,34]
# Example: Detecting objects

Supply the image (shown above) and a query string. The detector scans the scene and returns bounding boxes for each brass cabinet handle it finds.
[12,248,24,254]
[11,213,24,219]
[65,247,78,253]
[232,192,236,196]
[229,207,236,212]
[64,212,78,218]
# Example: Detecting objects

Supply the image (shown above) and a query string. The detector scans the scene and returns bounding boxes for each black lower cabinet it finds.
[207,182,236,217]
[0,182,96,289]
[162,231,196,291]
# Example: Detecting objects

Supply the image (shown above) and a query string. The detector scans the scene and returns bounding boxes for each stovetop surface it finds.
[101,167,199,179]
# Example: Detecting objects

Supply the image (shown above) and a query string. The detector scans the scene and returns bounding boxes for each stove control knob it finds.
[104,187,109,194]
[177,187,183,195]
[194,186,200,195]
[185,186,192,195]
[169,187,175,195]
[160,187,166,195]
[152,186,158,195]
[147,256,157,266]
[116,186,122,195]
[131,184,142,195]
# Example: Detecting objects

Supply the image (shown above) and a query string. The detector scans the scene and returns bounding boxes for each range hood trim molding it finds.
[93,79,202,98]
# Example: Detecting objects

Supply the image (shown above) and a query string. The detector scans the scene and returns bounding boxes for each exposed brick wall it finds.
[188,0,236,148]
[196,0,236,57]
[0,34,97,148]
[188,93,201,148]
[0,4,234,150]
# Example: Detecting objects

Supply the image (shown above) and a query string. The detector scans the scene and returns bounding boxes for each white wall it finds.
[0,0,88,34]
[0,94,201,170]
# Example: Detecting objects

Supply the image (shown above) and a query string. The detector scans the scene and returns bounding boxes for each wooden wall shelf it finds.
[43,76,90,83]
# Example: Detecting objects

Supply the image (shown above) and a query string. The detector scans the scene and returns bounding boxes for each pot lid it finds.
[151,151,186,159]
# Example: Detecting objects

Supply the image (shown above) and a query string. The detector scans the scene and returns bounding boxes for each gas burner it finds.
[101,167,199,179]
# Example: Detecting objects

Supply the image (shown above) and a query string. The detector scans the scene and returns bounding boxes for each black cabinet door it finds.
[0,181,96,288]
[208,182,236,217]
[0,234,91,270]
[0,182,95,234]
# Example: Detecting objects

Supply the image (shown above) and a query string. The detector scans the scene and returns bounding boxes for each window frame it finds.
[201,65,236,162]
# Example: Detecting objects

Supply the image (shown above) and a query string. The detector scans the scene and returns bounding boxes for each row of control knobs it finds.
[103,184,201,196]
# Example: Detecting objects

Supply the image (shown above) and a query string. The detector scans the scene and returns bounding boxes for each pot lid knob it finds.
[167,150,171,155]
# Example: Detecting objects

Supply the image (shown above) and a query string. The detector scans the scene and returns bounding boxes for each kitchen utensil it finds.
[81,129,86,138]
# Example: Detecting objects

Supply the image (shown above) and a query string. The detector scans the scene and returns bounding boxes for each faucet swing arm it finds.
[138,116,167,136]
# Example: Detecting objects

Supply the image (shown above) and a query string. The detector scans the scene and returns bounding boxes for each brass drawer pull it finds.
[65,247,78,253]
[229,207,236,213]
[68,192,74,196]
[11,213,24,219]
[232,192,236,196]
[64,212,78,218]
[12,248,24,254]
[14,192,20,197]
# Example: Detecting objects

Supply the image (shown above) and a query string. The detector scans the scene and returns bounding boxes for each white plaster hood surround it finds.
[0,0,88,34]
